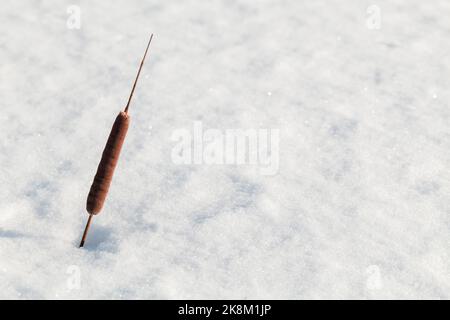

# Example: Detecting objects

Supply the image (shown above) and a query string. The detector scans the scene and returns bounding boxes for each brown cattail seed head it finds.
[86,111,130,214]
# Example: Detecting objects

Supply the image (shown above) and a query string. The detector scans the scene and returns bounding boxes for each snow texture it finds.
[1,0,450,299]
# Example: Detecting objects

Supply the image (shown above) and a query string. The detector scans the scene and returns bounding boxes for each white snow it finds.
[1,0,450,299]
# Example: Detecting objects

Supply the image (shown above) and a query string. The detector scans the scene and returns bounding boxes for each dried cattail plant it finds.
[79,34,153,248]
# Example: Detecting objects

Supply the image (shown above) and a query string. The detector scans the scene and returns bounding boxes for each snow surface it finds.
[1,0,450,299]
